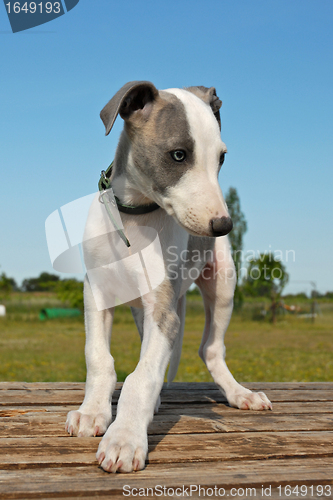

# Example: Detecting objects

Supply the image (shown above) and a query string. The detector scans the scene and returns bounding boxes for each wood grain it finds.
[1,409,333,438]
[1,387,333,407]
[0,459,332,499]
[0,382,332,499]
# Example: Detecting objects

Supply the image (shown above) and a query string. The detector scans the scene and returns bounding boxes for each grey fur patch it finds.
[125,92,195,195]
[157,309,180,342]
[151,278,180,345]
[112,130,131,177]
[100,81,158,136]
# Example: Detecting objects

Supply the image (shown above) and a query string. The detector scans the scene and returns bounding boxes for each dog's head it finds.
[100,81,232,238]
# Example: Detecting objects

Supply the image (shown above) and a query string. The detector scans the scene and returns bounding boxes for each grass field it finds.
[0,292,332,382]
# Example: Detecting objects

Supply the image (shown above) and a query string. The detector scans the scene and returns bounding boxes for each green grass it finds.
[0,292,332,382]
[177,297,333,382]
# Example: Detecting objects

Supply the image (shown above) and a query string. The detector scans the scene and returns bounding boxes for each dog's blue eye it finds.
[171,150,186,162]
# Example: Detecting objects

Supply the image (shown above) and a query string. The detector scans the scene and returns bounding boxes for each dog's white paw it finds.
[227,389,272,411]
[65,407,112,437]
[96,422,148,473]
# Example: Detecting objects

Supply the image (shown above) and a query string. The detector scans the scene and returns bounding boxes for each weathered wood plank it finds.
[0,382,85,391]
[0,459,332,499]
[1,388,333,407]
[157,400,333,414]
[151,412,333,436]
[148,431,333,464]
[0,493,325,500]
[1,411,332,438]
[2,400,333,417]
[0,431,332,469]
[160,389,333,403]
[1,381,332,391]
[0,383,332,499]
[0,406,75,416]
[0,496,126,500]
[166,381,333,391]
[0,389,85,406]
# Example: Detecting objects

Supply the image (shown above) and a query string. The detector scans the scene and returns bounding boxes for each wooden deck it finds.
[0,382,332,499]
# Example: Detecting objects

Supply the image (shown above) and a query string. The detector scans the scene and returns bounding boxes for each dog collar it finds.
[98,162,160,215]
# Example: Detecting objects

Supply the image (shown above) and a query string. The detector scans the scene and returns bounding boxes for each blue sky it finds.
[0,0,332,295]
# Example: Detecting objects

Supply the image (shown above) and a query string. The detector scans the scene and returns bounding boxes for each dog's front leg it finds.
[96,296,179,473]
[196,237,272,411]
[66,275,116,437]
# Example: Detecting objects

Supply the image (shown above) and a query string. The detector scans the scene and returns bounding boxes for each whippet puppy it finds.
[65,81,272,473]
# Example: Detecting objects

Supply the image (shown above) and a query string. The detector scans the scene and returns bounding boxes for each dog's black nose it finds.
[210,216,233,236]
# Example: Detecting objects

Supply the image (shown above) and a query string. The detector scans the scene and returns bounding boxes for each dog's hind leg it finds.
[167,293,186,384]
[65,275,116,437]
[131,306,144,342]
[196,237,272,411]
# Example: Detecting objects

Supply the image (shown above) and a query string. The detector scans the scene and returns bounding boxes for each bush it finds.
[55,279,84,310]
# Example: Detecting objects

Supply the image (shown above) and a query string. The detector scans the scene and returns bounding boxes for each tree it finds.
[0,272,17,299]
[225,187,247,308]
[21,272,60,292]
[243,253,289,323]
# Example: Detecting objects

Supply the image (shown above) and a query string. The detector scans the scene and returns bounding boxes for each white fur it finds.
[65,86,272,474]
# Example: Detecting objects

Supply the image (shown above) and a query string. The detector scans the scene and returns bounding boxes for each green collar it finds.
[98,162,160,215]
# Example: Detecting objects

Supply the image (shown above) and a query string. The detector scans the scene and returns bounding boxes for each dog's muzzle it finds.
[210,216,233,237]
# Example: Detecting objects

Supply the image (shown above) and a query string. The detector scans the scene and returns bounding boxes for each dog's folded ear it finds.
[100,81,159,136]
[185,86,222,129]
